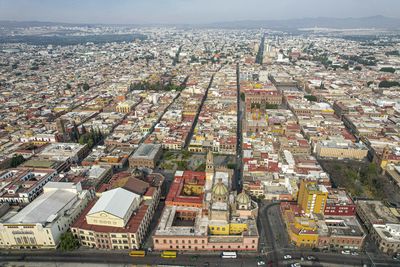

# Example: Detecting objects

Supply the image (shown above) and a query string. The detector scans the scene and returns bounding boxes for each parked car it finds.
[257,260,266,266]
[290,263,301,267]
[341,250,351,255]
[306,255,317,261]
[351,251,359,256]
[283,254,292,260]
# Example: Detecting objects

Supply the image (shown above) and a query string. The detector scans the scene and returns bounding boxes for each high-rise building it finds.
[297,180,328,215]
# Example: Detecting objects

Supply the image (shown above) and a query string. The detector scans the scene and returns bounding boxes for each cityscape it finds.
[0,1,400,267]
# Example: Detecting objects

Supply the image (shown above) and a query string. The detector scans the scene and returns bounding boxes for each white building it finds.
[0,182,91,249]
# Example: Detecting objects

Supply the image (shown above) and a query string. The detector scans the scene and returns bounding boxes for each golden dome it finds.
[236,191,251,205]
[212,181,228,196]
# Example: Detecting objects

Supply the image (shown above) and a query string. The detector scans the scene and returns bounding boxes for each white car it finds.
[290,263,301,267]
[351,251,359,256]
[341,250,351,255]
[283,254,292,260]
[257,260,265,266]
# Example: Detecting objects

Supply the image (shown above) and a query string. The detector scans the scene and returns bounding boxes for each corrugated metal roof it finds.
[88,188,139,219]
[7,189,76,224]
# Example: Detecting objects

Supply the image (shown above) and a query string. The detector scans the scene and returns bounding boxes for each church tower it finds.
[205,149,214,189]
[206,149,214,173]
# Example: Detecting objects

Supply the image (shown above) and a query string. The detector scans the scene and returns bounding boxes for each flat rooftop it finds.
[5,188,77,224]
[131,143,161,159]
[357,200,399,224]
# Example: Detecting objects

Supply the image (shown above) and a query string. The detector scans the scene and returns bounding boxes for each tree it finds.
[66,83,71,90]
[265,103,279,109]
[304,95,318,102]
[227,163,237,169]
[10,154,25,168]
[59,232,79,251]
[379,80,400,88]
[240,92,245,101]
[354,66,362,71]
[82,82,90,91]
[195,163,206,172]
[379,67,396,73]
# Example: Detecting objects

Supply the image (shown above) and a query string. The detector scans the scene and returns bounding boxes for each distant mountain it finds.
[205,15,400,30]
[0,20,86,27]
[1,15,400,30]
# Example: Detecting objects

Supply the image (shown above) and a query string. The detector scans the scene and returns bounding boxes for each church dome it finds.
[236,191,251,205]
[212,181,228,196]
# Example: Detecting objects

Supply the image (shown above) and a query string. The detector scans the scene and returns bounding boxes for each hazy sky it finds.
[0,0,399,24]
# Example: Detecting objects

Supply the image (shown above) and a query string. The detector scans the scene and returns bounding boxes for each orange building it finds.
[165,171,206,208]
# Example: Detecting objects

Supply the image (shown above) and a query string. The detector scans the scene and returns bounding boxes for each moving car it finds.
[257,260,266,266]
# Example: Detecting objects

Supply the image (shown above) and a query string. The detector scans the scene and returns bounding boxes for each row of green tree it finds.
[378,80,400,88]
[250,103,279,109]
[129,81,185,92]
[78,129,104,149]
[380,67,396,73]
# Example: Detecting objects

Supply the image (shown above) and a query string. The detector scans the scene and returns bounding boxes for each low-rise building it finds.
[324,189,356,216]
[71,173,164,250]
[315,137,368,160]
[0,182,90,249]
[356,200,400,254]
[317,216,366,251]
[0,168,57,205]
[129,143,162,169]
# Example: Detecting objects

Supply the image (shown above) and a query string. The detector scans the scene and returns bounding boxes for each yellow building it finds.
[208,223,248,235]
[281,202,319,248]
[116,100,136,113]
[288,217,319,247]
[297,180,328,215]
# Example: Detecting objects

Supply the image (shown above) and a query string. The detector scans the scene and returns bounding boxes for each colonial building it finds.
[0,182,90,249]
[153,150,259,252]
[71,173,164,250]
[129,143,162,169]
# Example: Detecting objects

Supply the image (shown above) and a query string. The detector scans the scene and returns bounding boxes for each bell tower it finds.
[206,149,214,173]
[205,149,214,188]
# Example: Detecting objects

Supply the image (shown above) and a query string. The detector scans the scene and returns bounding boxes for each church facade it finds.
[153,150,259,251]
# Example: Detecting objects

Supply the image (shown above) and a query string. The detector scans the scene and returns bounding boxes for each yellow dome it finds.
[236,191,251,205]
[212,181,228,196]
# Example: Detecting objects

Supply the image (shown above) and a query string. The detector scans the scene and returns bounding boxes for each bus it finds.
[129,250,146,257]
[221,252,237,259]
[161,250,177,258]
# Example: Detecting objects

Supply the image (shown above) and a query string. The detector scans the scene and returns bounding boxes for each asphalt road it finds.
[2,248,400,267]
